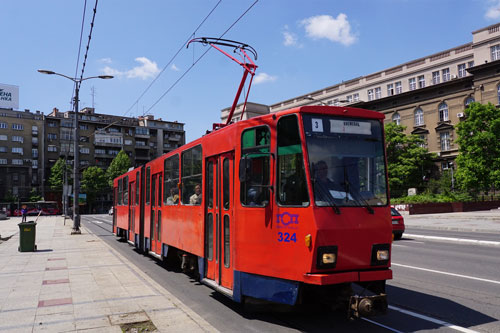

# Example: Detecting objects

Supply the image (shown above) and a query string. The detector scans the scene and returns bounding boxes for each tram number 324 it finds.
[277,232,297,243]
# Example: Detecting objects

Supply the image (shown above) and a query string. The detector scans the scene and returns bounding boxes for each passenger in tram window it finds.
[189,184,202,205]
[246,186,262,206]
[167,188,179,205]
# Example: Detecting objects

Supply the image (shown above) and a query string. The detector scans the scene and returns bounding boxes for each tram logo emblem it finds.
[277,212,299,229]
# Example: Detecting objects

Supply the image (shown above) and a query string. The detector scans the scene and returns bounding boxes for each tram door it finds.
[128,181,136,242]
[205,152,234,290]
[151,173,162,255]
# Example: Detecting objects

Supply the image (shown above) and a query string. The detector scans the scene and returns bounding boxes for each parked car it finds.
[0,211,7,220]
[391,207,405,240]
[108,207,113,215]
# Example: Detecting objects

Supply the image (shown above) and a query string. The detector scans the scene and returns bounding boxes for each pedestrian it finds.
[21,204,27,223]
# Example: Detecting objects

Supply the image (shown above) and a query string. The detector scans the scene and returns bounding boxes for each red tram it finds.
[113,105,392,318]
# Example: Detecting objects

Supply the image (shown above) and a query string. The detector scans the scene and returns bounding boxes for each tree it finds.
[455,102,500,196]
[29,188,42,202]
[48,158,70,191]
[106,150,132,187]
[81,166,108,213]
[385,122,437,198]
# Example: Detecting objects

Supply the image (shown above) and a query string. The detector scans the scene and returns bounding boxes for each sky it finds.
[2,0,500,142]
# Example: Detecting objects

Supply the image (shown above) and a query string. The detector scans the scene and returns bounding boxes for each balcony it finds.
[32,130,38,136]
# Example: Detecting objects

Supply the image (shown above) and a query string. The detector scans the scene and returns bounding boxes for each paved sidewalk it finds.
[402,209,500,234]
[0,215,218,332]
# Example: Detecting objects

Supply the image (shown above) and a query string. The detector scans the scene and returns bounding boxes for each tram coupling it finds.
[348,294,388,319]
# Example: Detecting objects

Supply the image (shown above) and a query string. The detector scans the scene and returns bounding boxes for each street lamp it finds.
[304,96,328,106]
[38,69,113,234]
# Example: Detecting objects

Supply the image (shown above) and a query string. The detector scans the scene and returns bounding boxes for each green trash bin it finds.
[18,221,37,252]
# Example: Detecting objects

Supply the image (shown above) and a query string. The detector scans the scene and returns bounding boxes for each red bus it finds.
[113,105,392,318]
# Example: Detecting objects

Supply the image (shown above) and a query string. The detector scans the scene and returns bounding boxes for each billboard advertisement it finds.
[0,83,19,109]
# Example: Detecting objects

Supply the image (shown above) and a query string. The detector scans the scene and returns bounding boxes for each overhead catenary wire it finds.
[70,0,88,109]
[78,0,99,86]
[123,0,223,119]
[143,0,259,116]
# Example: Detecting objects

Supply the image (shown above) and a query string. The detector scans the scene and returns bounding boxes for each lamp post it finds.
[38,70,113,234]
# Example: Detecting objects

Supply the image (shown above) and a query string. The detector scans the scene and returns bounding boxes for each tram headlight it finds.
[317,246,338,269]
[371,244,390,265]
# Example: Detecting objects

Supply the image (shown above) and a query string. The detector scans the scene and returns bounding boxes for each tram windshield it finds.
[303,114,388,207]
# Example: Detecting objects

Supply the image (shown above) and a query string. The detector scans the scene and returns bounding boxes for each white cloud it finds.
[102,57,160,80]
[98,57,112,64]
[283,31,298,46]
[486,0,500,19]
[171,64,180,71]
[254,72,277,84]
[301,14,356,46]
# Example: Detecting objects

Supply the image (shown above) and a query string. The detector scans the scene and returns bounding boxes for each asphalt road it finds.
[82,215,500,332]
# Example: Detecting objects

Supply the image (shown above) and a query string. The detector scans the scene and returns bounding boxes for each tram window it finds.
[223,158,229,210]
[114,186,118,207]
[158,175,162,207]
[146,167,150,205]
[224,215,230,267]
[206,213,213,260]
[136,171,140,206]
[164,155,179,205]
[240,126,270,207]
[152,175,156,207]
[277,115,309,206]
[123,176,129,205]
[181,145,202,205]
[207,161,213,209]
[158,210,161,242]
[118,178,123,205]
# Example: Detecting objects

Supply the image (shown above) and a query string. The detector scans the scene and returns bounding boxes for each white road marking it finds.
[392,263,500,285]
[405,233,500,247]
[361,317,403,332]
[401,239,425,244]
[92,220,103,224]
[389,305,479,333]
[392,244,408,248]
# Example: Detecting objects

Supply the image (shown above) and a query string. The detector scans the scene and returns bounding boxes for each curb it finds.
[405,225,500,234]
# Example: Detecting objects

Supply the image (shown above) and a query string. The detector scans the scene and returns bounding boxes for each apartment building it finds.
[0,105,185,201]
[268,23,500,171]
[0,108,44,200]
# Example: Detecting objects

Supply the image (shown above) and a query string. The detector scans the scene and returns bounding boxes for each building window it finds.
[80,124,88,130]
[0,135,7,141]
[12,147,23,155]
[414,108,424,126]
[48,145,57,152]
[395,81,402,94]
[353,93,359,102]
[465,96,475,107]
[440,132,451,151]
[12,124,23,130]
[32,125,38,132]
[12,159,23,165]
[125,139,132,145]
[418,134,427,148]
[375,87,382,99]
[367,89,374,101]
[61,121,73,128]
[458,63,467,77]
[32,149,38,157]
[61,129,72,141]
[409,78,416,91]
[48,121,58,127]
[80,147,90,154]
[392,112,401,125]
[0,158,6,165]
[432,71,440,85]
[333,99,339,106]
[32,160,38,168]
[442,68,450,82]
[468,61,474,68]
[136,127,149,135]
[418,75,425,88]
[0,146,6,152]
[387,83,394,96]
[95,148,106,155]
[0,122,7,129]
[439,102,449,122]
[48,133,57,140]
[491,44,500,61]
[346,95,353,102]
[12,136,23,143]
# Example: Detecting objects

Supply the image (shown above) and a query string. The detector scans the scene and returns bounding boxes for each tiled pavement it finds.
[0,216,218,332]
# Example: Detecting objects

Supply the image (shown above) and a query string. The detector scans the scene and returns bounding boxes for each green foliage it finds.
[48,158,70,191]
[3,191,17,202]
[385,122,437,198]
[106,150,132,187]
[28,188,42,202]
[391,192,474,204]
[81,166,108,211]
[455,102,500,195]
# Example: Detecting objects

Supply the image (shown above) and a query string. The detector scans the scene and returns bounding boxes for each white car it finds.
[108,208,113,215]
[0,211,7,220]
